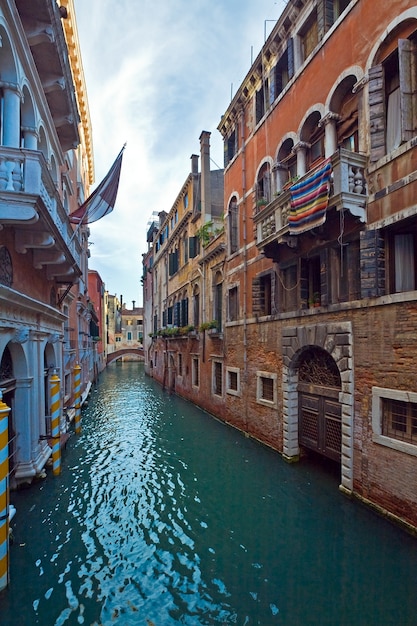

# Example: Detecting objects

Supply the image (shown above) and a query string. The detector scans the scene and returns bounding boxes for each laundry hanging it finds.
[288,160,332,235]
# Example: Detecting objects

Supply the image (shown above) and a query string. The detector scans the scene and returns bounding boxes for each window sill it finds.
[372,433,417,458]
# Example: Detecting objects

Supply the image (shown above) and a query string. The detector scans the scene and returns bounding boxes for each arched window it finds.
[256,162,271,207]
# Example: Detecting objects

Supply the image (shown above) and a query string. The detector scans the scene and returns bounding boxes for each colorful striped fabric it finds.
[288,160,332,235]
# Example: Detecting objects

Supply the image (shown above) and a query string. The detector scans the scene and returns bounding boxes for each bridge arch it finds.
[107,348,144,365]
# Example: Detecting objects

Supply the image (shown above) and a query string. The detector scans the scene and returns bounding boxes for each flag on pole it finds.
[69,145,125,225]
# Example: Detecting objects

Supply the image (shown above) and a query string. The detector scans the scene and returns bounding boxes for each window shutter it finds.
[189,236,199,258]
[317,0,325,40]
[255,88,264,123]
[269,69,276,106]
[368,64,386,162]
[162,310,167,327]
[274,63,283,96]
[287,38,294,79]
[168,252,173,276]
[399,38,417,143]
[174,302,180,326]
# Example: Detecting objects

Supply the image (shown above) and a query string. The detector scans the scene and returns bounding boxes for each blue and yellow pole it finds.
[50,371,61,477]
[0,391,11,590]
[74,364,81,435]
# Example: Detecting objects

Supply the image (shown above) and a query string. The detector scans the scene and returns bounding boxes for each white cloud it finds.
[73,0,287,304]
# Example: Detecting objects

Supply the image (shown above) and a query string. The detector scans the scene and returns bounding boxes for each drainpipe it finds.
[239,105,249,430]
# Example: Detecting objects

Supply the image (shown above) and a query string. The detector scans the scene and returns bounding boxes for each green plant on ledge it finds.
[199,320,219,332]
[196,221,213,246]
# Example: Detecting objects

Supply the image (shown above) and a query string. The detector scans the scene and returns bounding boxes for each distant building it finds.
[118,302,144,361]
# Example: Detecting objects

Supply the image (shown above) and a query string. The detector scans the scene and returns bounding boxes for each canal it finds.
[2,362,417,625]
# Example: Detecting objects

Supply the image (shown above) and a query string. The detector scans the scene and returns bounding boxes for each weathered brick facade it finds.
[144,0,417,533]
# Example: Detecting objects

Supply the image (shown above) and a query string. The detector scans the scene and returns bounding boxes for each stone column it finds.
[319,112,340,158]
[293,141,309,178]
[1,83,21,148]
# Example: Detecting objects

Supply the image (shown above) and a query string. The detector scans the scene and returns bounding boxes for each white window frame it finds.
[226,366,241,397]
[372,386,417,457]
[256,371,277,408]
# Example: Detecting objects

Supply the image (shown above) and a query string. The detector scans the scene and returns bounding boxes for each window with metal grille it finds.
[228,370,238,391]
[213,361,222,396]
[383,398,417,445]
[261,376,274,402]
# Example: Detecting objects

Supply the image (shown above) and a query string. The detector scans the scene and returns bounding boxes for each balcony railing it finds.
[0,147,82,272]
[254,149,368,249]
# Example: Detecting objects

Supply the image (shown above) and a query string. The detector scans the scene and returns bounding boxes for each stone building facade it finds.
[0,0,93,485]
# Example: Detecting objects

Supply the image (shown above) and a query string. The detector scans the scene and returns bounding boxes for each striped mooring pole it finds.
[74,364,82,435]
[0,391,11,591]
[50,371,61,477]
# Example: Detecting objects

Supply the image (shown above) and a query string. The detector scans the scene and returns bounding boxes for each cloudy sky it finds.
[73,0,287,307]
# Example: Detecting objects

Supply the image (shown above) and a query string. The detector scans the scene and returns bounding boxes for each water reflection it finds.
[3,363,417,625]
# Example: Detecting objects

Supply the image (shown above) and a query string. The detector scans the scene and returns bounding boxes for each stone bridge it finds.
[106,348,144,365]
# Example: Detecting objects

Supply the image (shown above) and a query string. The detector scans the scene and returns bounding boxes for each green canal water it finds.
[1,362,417,625]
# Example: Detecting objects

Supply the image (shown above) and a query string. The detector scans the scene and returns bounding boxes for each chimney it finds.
[199,131,211,223]
[132,300,135,309]
[190,154,199,176]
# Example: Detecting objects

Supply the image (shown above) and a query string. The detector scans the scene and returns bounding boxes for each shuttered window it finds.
[369,39,417,162]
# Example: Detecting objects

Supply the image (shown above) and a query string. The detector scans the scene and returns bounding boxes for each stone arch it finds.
[0,25,18,83]
[281,321,354,492]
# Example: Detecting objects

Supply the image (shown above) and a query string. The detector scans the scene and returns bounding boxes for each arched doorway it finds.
[297,346,342,463]
[282,321,354,492]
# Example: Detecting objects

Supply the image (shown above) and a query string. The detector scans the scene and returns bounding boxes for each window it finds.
[256,371,277,407]
[228,199,239,254]
[189,236,200,258]
[300,10,318,62]
[281,263,298,312]
[184,193,188,209]
[192,357,200,388]
[388,229,417,294]
[256,163,271,207]
[383,398,417,445]
[168,249,179,276]
[271,41,294,102]
[301,256,321,308]
[369,37,417,162]
[260,273,273,316]
[329,240,360,303]
[228,286,239,321]
[225,129,237,166]
[226,367,240,396]
[178,353,183,376]
[372,387,417,456]
[213,361,223,396]
[214,272,223,331]
[193,287,200,328]
[255,79,268,124]
[127,331,132,341]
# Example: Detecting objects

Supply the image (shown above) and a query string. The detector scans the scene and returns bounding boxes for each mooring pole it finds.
[0,391,11,590]
[74,364,82,435]
[50,371,61,476]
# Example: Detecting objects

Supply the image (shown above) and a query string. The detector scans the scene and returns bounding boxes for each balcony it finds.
[0,147,82,281]
[254,149,368,252]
